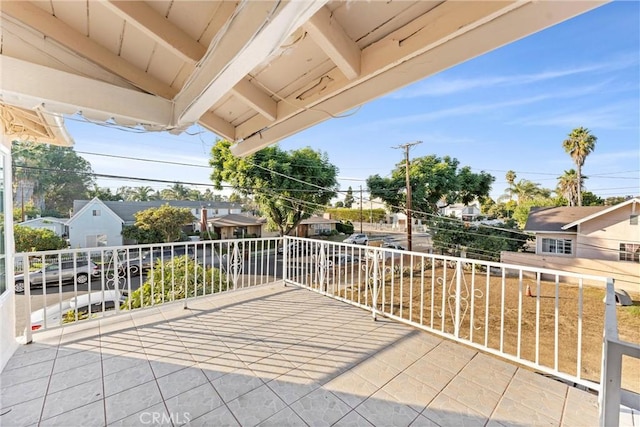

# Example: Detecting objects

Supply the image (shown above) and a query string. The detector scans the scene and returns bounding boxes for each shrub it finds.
[122,256,226,309]
[336,221,354,234]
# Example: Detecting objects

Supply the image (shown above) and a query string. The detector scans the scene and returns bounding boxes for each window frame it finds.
[541,238,573,255]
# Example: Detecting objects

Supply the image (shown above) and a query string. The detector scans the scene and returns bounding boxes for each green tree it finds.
[161,183,191,200]
[210,140,338,236]
[132,186,155,201]
[512,196,561,228]
[505,170,517,201]
[14,225,68,252]
[367,155,494,216]
[121,225,164,244]
[605,196,628,206]
[326,207,386,223]
[581,191,604,206]
[556,169,584,207]
[13,202,40,222]
[87,185,122,201]
[133,204,195,243]
[344,186,355,208]
[334,201,344,208]
[122,256,225,309]
[12,141,94,215]
[511,179,551,203]
[562,127,597,206]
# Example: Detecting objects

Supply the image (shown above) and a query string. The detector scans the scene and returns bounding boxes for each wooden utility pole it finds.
[393,141,422,251]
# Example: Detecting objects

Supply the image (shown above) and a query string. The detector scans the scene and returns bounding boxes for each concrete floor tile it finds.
[103,361,154,397]
[40,400,105,427]
[211,368,264,402]
[0,396,44,427]
[187,404,240,427]
[41,378,103,420]
[381,372,440,412]
[290,388,351,427]
[104,381,163,424]
[164,382,223,423]
[258,406,308,427]
[0,376,50,408]
[227,384,287,426]
[324,370,379,409]
[156,365,207,400]
[491,396,557,426]
[422,393,487,427]
[333,410,376,427]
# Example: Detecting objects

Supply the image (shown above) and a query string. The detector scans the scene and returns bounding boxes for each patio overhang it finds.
[0,0,607,155]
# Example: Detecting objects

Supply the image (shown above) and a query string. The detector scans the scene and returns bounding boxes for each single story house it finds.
[297,216,340,237]
[207,214,267,240]
[68,199,243,248]
[16,217,68,238]
[440,202,481,221]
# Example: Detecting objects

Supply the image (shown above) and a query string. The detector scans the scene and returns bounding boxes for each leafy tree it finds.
[581,191,604,206]
[562,127,597,206]
[556,169,584,206]
[344,186,355,208]
[12,141,94,215]
[511,179,551,203]
[326,207,386,223]
[605,196,628,206]
[210,140,338,236]
[512,196,561,228]
[121,225,164,244]
[132,186,155,201]
[13,202,40,222]
[429,217,530,261]
[334,201,344,208]
[122,256,225,309]
[87,185,122,201]
[133,204,195,243]
[14,225,68,252]
[161,183,191,200]
[505,170,517,200]
[367,155,494,216]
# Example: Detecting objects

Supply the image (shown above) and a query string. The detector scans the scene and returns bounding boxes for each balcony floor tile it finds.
[1,283,600,427]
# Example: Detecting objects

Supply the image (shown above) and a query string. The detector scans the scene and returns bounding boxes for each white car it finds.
[30,290,126,331]
[342,233,369,245]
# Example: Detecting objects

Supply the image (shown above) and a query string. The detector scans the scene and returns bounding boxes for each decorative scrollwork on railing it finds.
[437,261,483,336]
[228,243,244,287]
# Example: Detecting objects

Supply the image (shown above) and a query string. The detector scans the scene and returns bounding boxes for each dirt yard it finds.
[333,263,640,393]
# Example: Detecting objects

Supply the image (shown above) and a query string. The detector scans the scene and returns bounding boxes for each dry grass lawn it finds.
[329,262,640,393]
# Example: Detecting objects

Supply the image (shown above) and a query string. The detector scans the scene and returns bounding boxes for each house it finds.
[207,214,267,240]
[297,216,340,237]
[440,202,481,221]
[68,199,243,248]
[523,198,640,261]
[16,217,68,238]
[501,198,640,292]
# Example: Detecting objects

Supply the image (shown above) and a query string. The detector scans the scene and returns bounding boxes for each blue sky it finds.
[68,1,639,203]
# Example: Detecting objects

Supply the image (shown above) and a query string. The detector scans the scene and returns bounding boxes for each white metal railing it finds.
[17,238,282,340]
[599,279,640,426]
[282,236,616,392]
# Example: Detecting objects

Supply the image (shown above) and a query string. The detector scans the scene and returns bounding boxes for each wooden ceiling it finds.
[0,1,606,155]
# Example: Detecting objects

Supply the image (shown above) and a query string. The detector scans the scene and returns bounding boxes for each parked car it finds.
[15,260,101,293]
[30,290,126,331]
[343,233,369,245]
[382,242,406,250]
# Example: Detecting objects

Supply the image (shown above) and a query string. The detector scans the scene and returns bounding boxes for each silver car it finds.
[343,233,369,245]
[15,260,101,293]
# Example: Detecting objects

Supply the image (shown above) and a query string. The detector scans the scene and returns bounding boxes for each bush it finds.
[14,225,68,252]
[336,221,354,235]
[122,256,226,309]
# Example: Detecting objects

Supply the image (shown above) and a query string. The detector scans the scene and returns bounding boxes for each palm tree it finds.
[557,169,585,206]
[562,127,597,206]
[512,179,550,203]
[132,186,154,201]
[505,170,517,200]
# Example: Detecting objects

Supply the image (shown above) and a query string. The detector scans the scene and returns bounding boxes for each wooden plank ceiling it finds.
[0,0,607,155]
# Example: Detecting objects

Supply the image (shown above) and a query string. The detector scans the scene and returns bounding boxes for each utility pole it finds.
[359,185,363,233]
[393,141,422,251]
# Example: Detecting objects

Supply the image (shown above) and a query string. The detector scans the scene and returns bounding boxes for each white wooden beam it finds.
[0,55,173,126]
[103,1,206,64]
[230,79,277,122]
[198,111,236,141]
[304,6,361,80]
[231,0,607,156]
[174,0,328,127]
[2,1,177,99]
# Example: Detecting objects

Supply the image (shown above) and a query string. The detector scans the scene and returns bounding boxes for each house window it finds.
[313,223,331,234]
[92,209,101,216]
[619,243,640,262]
[541,238,573,255]
[86,234,107,248]
[630,215,638,225]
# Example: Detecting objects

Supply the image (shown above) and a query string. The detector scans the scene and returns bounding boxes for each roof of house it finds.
[299,216,340,225]
[207,214,266,228]
[562,197,639,229]
[18,217,67,226]
[73,199,242,222]
[524,206,608,233]
[67,198,124,225]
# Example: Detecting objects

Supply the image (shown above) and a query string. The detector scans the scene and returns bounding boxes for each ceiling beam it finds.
[198,112,236,141]
[231,0,607,156]
[174,0,328,128]
[230,79,277,122]
[103,1,206,64]
[2,1,177,100]
[0,55,173,126]
[304,6,361,80]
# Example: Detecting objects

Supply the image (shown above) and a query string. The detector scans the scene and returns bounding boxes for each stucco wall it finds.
[68,208,123,248]
[501,251,640,294]
[535,233,576,257]
[576,204,638,260]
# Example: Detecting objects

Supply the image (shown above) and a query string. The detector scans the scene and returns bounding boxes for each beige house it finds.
[502,198,640,292]
[297,216,340,237]
[207,214,267,240]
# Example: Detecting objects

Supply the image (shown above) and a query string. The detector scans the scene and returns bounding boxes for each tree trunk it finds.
[577,164,583,206]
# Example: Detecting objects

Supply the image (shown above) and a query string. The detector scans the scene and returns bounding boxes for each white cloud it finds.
[390,53,638,99]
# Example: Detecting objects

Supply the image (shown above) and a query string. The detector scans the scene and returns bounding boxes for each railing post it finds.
[282,237,288,286]
[599,277,620,427]
[23,253,33,344]
[372,249,379,321]
[454,259,462,338]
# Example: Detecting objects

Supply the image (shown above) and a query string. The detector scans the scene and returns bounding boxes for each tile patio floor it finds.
[0,283,599,426]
